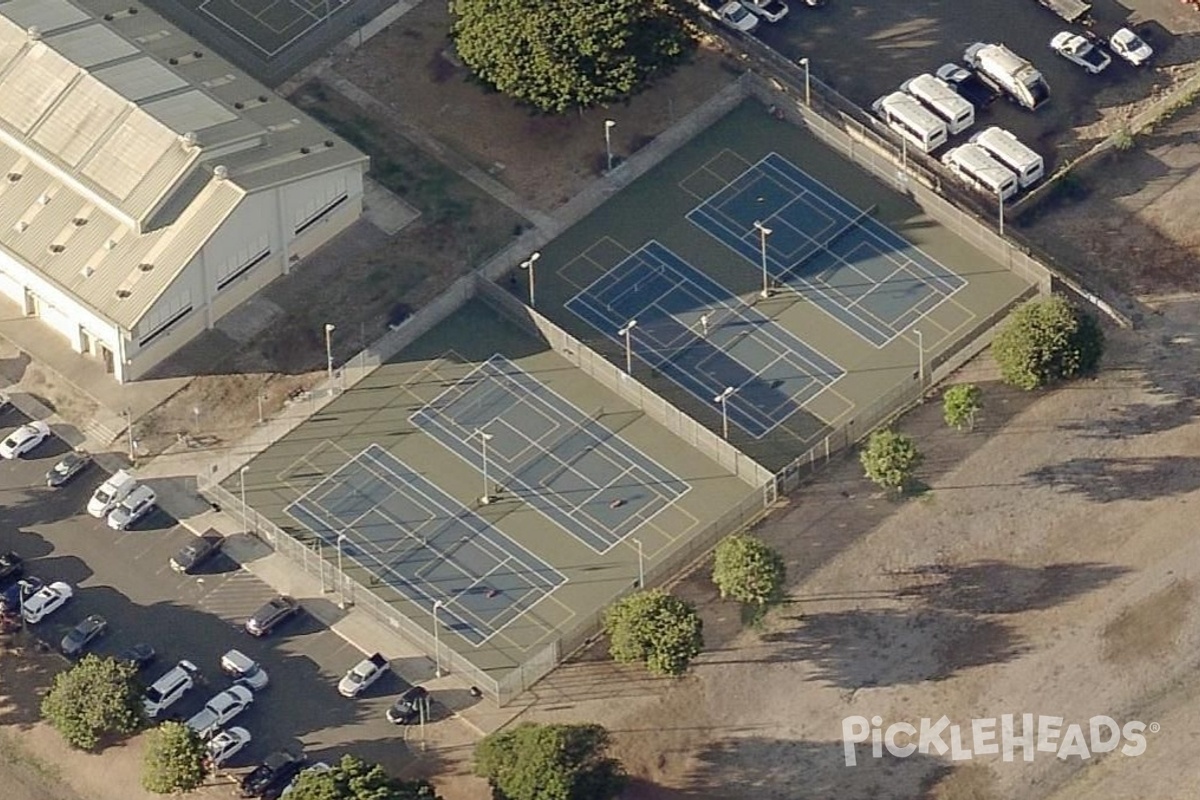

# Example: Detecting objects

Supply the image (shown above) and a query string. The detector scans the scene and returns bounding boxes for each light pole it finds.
[336,533,347,609]
[998,188,1005,237]
[324,323,336,380]
[618,319,637,376]
[432,600,444,677]
[633,538,644,588]
[604,119,616,173]
[125,408,136,462]
[914,329,925,392]
[798,57,811,106]
[754,221,773,299]
[714,386,736,440]
[239,466,249,534]
[257,391,267,425]
[473,428,494,504]
[520,251,540,308]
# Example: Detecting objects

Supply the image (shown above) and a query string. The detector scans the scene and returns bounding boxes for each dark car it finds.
[239,750,306,798]
[386,685,430,725]
[61,614,107,657]
[170,531,223,574]
[118,642,157,672]
[244,596,300,637]
[0,551,23,588]
[0,575,42,613]
[45,452,92,488]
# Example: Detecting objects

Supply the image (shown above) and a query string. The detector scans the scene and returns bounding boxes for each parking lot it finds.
[755,0,1176,168]
[0,407,425,776]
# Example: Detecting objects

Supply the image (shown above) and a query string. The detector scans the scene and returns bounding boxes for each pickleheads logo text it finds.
[842,714,1155,766]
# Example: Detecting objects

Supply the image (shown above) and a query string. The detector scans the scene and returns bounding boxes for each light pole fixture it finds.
[336,533,347,609]
[432,599,444,677]
[520,251,541,308]
[753,221,773,299]
[714,386,737,440]
[324,323,336,380]
[633,538,644,588]
[473,428,494,504]
[618,319,638,376]
[604,119,616,173]
[239,466,249,534]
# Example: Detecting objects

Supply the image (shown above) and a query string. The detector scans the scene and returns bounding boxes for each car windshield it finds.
[94,488,113,503]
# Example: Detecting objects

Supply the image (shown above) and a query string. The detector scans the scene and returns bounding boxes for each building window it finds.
[216,247,271,291]
[294,192,349,236]
[136,290,192,348]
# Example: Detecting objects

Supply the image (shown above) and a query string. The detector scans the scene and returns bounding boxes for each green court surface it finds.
[527,99,1035,472]
[231,298,761,686]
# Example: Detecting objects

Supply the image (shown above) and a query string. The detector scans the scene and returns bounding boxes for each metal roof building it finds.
[0,0,368,382]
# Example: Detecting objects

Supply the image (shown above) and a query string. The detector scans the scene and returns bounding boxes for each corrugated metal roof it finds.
[46,23,136,67]
[92,57,186,101]
[0,44,78,134]
[143,90,236,134]
[31,74,126,166]
[1,0,87,34]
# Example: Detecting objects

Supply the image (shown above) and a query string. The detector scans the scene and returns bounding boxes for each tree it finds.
[860,429,923,495]
[475,722,626,800]
[287,754,440,800]
[942,383,982,431]
[142,721,208,794]
[992,295,1104,390]
[40,654,142,750]
[449,0,695,114]
[711,533,786,608]
[603,589,703,676]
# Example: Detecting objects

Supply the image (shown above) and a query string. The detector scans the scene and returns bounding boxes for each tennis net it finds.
[780,204,877,281]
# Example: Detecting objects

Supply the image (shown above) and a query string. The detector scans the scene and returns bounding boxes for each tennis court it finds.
[410,354,690,553]
[285,444,566,646]
[686,152,966,347]
[198,0,349,57]
[565,240,844,438]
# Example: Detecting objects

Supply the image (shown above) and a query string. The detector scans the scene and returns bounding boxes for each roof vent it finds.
[181,131,198,148]
[104,238,117,250]
[193,50,203,58]
[300,147,311,155]
[81,265,94,278]
[214,165,228,181]
[138,262,153,272]
[37,193,50,206]
[72,217,88,227]
[26,25,40,41]
[7,172,21,183]
[115,289,131,299]
[325,140,335,148]
[128,7,138,14]
[48,244,64,254]
[258,95,269,103]
[14,221,27,233]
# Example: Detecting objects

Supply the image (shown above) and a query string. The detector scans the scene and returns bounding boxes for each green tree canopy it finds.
[603,588,703,676]
[142,721,208,794]
[992,295,1104,390]
[942,383,983,432]
[40,654,142,750]
[860,428,923,495]
[712,533,787,607]
[449,0,695,113]
[475,722,626,800]
[287,754,440,800]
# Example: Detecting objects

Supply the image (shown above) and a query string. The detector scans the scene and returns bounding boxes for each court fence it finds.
[473,275,776,494]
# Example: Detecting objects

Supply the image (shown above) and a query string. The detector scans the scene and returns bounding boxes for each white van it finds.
[86,469,137,518]
[941,144,1019,202]
[901,73,975,135]
[970,126,1044,188]
[871,92,948,154]
[143,660,199,718]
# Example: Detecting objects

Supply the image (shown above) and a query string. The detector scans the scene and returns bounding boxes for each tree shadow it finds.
[761,608,1024,689]
[893,561,1130,615]
[1023,455,1200,502]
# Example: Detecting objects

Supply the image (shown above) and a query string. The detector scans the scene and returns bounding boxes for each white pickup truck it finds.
[338,653,388,698]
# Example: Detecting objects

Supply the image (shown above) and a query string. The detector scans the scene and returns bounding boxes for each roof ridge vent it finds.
[104,239,117,250]
[26,26,40,41]
[14,221,27,233]
[181,131,198,149]
[213,165,228,181]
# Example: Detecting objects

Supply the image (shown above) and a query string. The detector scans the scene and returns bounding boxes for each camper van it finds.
[970,127,1044,188]
[871,92,949,154]
[902,74,975,135]
[964,43,1050,111]
[941,144,1020,202]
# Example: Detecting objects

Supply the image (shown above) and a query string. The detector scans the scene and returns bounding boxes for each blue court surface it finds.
[410,355,689,553]
[687,153,966,347]
[565,241,844,438]
[285,444,566,646]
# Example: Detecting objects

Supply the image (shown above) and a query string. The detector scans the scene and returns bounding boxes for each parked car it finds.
[746,0,789,23]
[207,726,252,769]
[170,531,223,574]
[1050,31,1111,74]
[61,614,107,657]
[221,649,269,691]
[107,484,157,530]
[45,452,92,488]
[0,421,50,459]
[0,551,23,587]
[935,63,1000,109]
[240,751,306,798]
[118,642,157,672]
[21,580,72,624]
[0,576,42,614]
[386,685,430,725]
[1110,27,1152,66]
[245,595,300,637]
[186,684,255,739]
[86,470,138,518]
[338,653,389,698]
[716,1,760,31]
[280,762,331,797]
[143,659,200,719]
